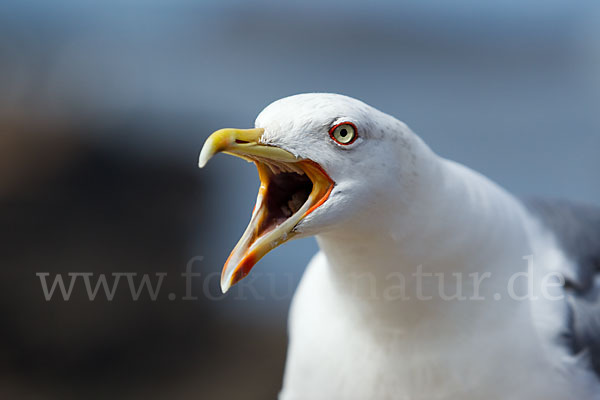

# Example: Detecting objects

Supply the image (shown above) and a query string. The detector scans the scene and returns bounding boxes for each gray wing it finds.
[523,198,600,376]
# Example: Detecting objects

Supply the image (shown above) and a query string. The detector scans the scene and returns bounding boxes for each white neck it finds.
[315,147,534,330]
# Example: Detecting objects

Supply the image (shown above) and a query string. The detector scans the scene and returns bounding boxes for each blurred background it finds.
[1,0,599,398]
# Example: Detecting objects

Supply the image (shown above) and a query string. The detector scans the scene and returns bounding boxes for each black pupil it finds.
[340,129,348,137]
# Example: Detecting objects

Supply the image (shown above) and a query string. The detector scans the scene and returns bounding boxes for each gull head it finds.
[199,93,423,292]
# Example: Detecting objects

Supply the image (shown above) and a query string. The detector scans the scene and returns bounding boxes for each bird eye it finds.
[329,123,357,145]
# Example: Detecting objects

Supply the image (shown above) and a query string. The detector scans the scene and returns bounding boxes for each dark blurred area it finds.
[0,108,289,398]
[1,0,599,398]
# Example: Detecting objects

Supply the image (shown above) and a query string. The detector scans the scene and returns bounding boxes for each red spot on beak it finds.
[230,253,257,286]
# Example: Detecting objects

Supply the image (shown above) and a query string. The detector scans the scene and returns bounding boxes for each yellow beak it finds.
[199,128,298,167]
[199,128,334,293]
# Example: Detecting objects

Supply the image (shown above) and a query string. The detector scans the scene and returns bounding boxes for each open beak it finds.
[199,128,334,293]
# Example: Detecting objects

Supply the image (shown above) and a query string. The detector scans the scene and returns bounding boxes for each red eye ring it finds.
[329,122,358,145]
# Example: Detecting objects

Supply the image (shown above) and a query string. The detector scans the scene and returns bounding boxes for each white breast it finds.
[280,251,594,400]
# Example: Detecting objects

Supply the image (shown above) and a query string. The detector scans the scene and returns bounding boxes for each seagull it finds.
[199,93,600,399]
